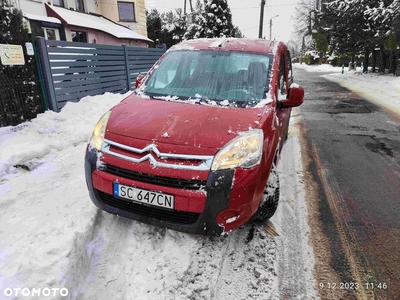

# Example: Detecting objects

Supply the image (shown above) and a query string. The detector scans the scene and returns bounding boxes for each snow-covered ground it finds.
[0,90,317,299]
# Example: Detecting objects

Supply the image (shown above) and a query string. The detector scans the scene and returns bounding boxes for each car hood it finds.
[106,94,265,149]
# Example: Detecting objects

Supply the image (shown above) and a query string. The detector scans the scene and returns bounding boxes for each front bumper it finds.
[85,149,247,236]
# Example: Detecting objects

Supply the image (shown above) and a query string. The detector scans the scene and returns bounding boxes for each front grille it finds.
[98,191,200,224]
[102,164,207,190]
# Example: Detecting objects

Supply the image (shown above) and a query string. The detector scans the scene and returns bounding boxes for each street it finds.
[294,65,400,299]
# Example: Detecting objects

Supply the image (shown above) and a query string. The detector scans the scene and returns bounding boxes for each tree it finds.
[0,4,43,126]
[146,8,188,48]
[319,0,399,73]
[147,0,243,48]
[291,0,315,50]
[184,0,242,39]
[364,0,400,73]
[183,0,207,39]
[161,9,187,46]
[312,29,329,63]
[325,1,368,67]
[203,0,235,38]
[146,9,162,44]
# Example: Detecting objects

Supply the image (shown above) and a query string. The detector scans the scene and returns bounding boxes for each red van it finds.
[85,38,304,236]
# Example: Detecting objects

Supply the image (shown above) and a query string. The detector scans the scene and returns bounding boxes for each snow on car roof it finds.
[169,38,282,55]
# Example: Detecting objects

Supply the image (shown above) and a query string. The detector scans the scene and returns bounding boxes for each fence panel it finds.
[36,38,165,112]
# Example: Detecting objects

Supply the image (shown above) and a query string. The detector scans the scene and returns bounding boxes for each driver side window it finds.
[286,50,293,85]
[278,54,287,100]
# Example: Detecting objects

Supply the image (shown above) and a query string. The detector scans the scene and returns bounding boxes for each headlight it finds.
[89,111,111,151]
[211,129,263,171]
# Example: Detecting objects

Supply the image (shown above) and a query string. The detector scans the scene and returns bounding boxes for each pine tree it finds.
[203,0,234,38]
[146,9,162,45]
[183,0,207,39]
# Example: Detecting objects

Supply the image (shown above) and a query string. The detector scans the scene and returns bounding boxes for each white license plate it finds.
[113,183,174,210]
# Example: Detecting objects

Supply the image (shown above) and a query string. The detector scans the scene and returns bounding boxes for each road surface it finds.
[294,65,400,300]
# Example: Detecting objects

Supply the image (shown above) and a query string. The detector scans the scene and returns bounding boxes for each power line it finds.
[241,21,270,32]
[231,3,298,10]
[147,3,299,11]
[230,7,259,10]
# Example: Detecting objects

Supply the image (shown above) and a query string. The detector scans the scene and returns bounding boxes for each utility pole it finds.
[269,15,279,40]
[183,0,193,15]
[258,0,266,39]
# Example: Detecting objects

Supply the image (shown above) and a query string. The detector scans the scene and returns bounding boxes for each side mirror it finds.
[135,74,144,89]
[280,86,304,108]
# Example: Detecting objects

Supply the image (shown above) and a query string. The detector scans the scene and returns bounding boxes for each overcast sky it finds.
[145,0,300,43]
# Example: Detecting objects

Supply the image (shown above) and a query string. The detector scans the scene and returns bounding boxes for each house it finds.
[7,0,152,47]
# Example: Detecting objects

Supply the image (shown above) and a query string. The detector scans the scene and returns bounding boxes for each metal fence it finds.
[36,38,165,112]
[0,51,44,127]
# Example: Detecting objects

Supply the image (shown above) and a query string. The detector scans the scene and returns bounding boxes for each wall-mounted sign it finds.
[0,44,25,65]
[25,42,34,56]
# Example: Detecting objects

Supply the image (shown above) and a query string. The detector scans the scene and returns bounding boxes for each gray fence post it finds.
[122,45,131,91]
[36,37,58,112]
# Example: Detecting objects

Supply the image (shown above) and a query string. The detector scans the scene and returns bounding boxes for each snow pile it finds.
[0,92,129,180]
[295,63,343,73]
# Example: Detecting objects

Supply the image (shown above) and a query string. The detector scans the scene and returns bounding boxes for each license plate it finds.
[113,183,174,210]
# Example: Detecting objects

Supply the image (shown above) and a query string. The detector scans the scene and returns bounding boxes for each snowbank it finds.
[0,93,129,180]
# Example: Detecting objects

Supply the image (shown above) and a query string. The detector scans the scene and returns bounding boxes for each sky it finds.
[145,0,301,43]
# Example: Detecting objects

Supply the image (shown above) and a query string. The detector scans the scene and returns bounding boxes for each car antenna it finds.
[217,38,227,48]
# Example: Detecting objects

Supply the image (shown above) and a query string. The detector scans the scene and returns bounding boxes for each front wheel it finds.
[252,164,280,222]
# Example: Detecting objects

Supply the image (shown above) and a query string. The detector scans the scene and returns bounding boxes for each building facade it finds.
[3,0,151,47]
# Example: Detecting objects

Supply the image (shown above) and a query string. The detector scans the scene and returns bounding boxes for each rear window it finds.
[142,50,272,107]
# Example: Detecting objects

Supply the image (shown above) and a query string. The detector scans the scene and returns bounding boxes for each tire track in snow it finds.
[273,131,318,299]
[212,226,279,300]
[64,209,104,300]
[170,226,279,300]
[67,210,199,300]
[74,212,133,300]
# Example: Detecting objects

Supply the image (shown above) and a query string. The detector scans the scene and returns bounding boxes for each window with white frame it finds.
[118,1,136,22]
[44,28,60,40]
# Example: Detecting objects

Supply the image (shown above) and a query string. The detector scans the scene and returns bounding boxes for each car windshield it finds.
[142,50,272,107]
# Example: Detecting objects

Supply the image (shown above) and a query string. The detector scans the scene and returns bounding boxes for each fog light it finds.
[216,209,241,225]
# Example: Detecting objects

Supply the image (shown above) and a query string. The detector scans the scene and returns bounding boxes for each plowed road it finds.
[295,66,400,300]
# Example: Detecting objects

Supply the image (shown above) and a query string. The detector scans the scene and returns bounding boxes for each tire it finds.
[252,164,280,222]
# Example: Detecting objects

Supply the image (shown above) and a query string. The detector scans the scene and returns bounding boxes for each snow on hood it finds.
[106,94,265,149]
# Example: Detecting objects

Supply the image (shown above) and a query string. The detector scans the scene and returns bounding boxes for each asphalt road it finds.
[293,66,400,300]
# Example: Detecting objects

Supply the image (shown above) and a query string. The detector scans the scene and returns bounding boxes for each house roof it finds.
[23,13,62,24]
[45,4,152,43]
